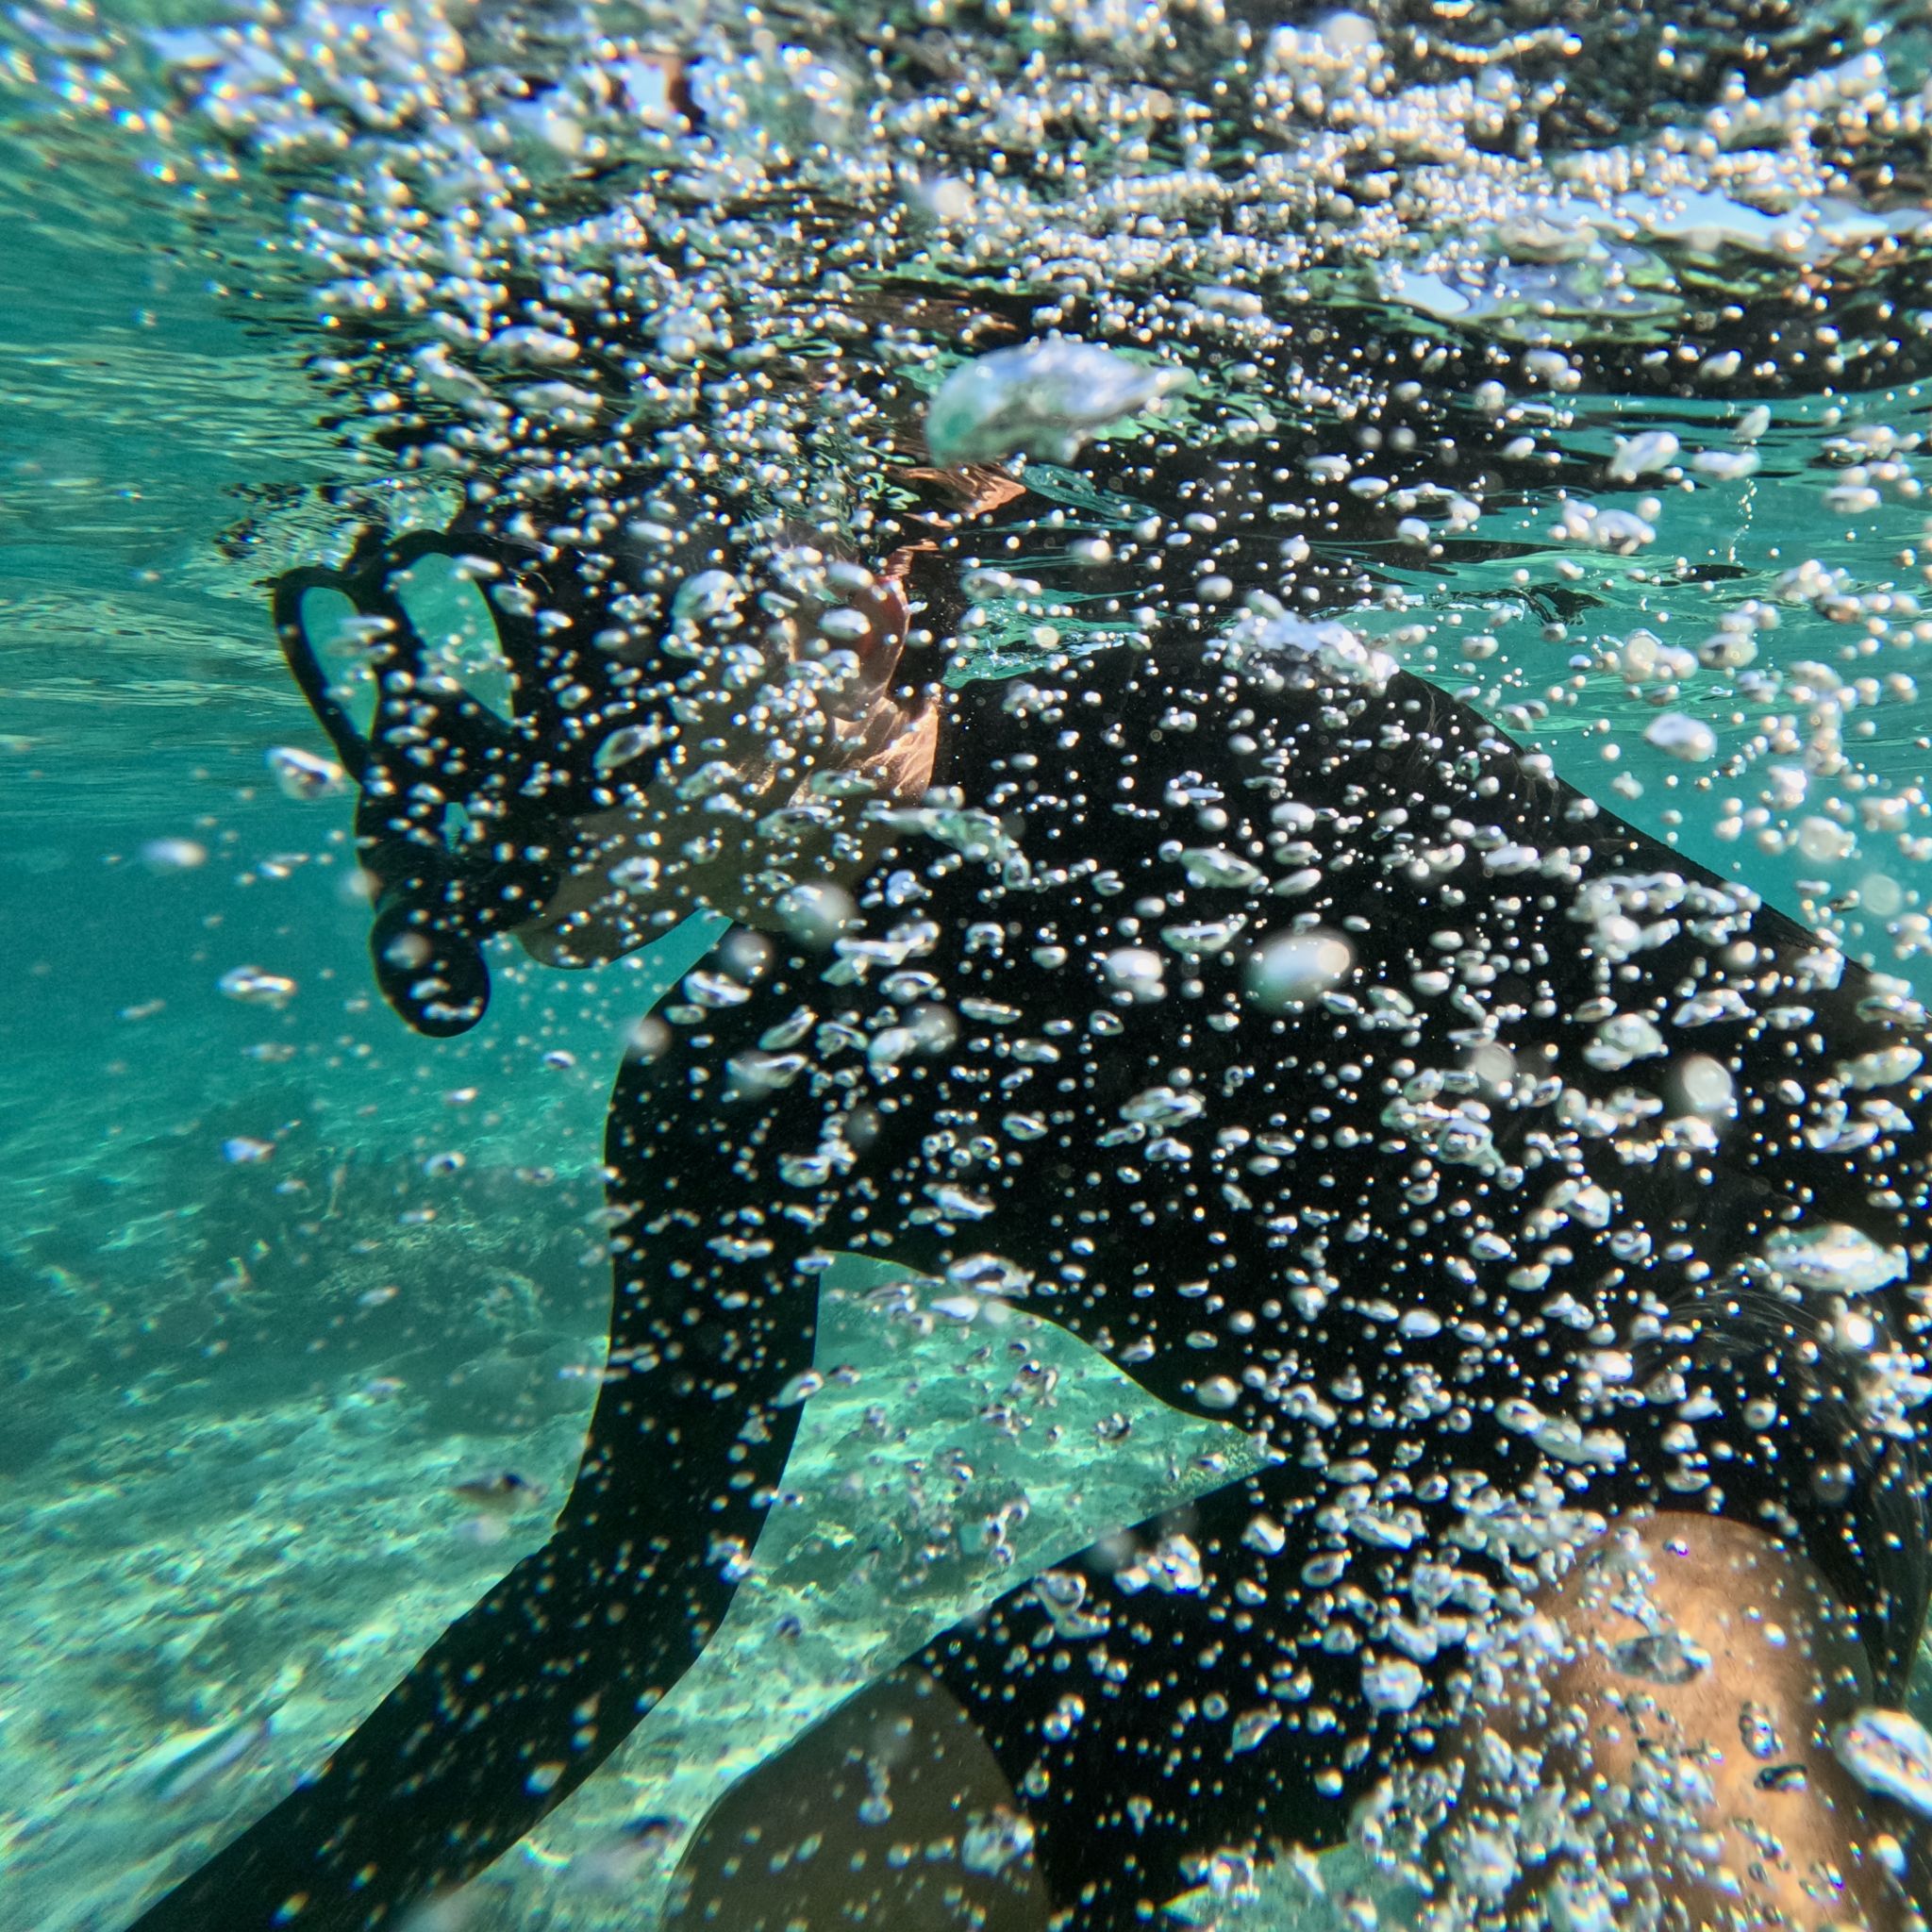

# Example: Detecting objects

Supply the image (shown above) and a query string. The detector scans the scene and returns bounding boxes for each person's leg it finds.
[1433,1511,1919,1932]
[907,1472,1388,1930]
[669,1668,1053,1932]
[740,1503,1924,1932]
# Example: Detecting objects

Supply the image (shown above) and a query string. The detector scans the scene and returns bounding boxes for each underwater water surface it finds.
[4,3,1932,1930]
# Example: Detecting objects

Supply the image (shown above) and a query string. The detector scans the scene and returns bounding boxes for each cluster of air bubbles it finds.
[1833,1707,1932,1816]
[25,3,1932,1926]
[78,0,1932,985]
[924,340,1185,467]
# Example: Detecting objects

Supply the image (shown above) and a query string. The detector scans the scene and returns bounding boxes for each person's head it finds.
[276,287,1026,1034]
[508,531,941,966]
[276,496,956,1031]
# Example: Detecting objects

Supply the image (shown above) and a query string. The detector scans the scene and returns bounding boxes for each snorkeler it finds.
[124,387,1932,1932]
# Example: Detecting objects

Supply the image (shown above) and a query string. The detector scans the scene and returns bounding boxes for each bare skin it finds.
[678,1519,1912,1932]
[669,1669,1050,1932]
[511,540,941,966]
[513,699,938,958]
[1449,1513,1912,1932]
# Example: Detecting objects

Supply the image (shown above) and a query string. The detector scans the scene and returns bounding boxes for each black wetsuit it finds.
[132,603,1932,1928]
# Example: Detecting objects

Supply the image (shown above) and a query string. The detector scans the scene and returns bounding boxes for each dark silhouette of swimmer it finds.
[129,440,1932,1931]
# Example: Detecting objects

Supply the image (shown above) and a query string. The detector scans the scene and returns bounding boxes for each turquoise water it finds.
[0,112,1246,1924]
[4,3,1932,1928]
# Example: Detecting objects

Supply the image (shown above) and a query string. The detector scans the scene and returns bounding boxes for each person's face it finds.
[511,541,939,967]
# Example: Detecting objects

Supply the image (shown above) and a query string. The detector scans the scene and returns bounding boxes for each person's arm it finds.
[127,964,838,1927]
